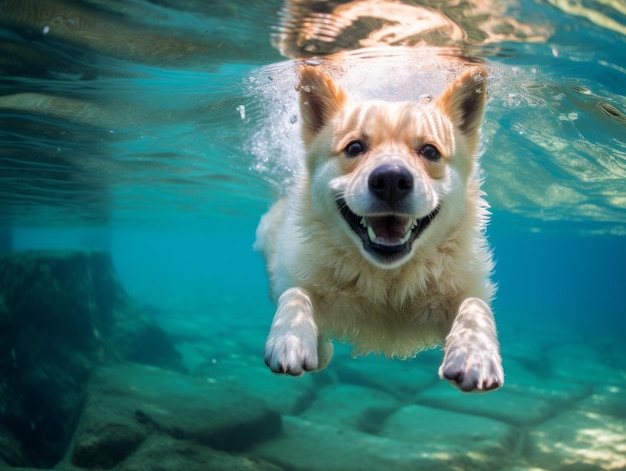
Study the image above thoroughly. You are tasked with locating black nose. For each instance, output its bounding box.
[368,164,414,205]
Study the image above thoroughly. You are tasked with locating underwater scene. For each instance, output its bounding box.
[1,0,625,470]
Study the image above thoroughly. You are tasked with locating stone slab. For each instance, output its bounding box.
[580,384,626,416]
[547,344,619,385]
[503,358,590,403]
[300,384,400,432]
[380,404,518,469]
[250,416,468,471]
[115,435,283,471]
[194,352,317,415]
[0,250,184,467]
[416,382,553,426]
[335,349,441,400]
[69,363,281,469]
[527,408,626,470]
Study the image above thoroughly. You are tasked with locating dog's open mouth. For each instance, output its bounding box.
[337,198,440,263]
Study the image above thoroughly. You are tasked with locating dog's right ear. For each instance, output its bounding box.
[298,66,346,144]
[436,66,488,139]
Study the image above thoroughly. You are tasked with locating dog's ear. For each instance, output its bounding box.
[298,66,347,144]
[436,66,487,138]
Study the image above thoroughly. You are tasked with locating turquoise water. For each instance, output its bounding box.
[1,0,626,469]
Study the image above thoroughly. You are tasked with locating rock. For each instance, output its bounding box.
[252,413,514,471]
[115,435,283,471]
[145,293,274,358]
[300,384,400,433]
[498,323,583,359]
[547,344,619,385]
[527,408,626,470]
[334,349,440,400]
[69,362,281,469]
[416,382,553,426]
[0,250,183,467]
[578,384,626,416]
[380,405,518,469]
[502,358,589,404]
[0,425,27,467]
[195,352,317,416]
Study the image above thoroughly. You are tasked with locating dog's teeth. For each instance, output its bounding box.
[399,221,418,245]
[367,225,377,242]
[400,228,412,244]
[360,217,368,228]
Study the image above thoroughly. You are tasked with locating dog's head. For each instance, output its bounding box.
[298,64,487,269]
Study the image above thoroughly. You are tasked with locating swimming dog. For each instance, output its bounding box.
[255,64,503,392]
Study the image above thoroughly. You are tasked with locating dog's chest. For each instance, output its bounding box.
[313,288,455,331]
[311,290,454,357]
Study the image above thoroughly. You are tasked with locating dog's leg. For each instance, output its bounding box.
[439,298,504,392]
[264,287,330,375]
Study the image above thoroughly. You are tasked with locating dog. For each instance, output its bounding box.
[255,63,503,392]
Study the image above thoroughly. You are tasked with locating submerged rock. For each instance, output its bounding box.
[528,408,626,470]
[334,351,440,400]
[0,250,184,467]
[380,405,518,468]
[251,411,517,471]
[113,435,284,471]
[0,425,26,467]
[300,384,401,433]
[192,350,317,416]
[67,363,281,469]
[416,382,554,426]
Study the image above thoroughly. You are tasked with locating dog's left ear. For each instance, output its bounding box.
[436,66,488,139]
[298,65,347,145]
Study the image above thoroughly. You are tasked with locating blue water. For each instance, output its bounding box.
[1,0,626,469]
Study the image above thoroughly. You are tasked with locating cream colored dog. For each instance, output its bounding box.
[255,64,503,392]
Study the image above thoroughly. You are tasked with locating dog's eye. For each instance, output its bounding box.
[344,140,366,157]
[420,144,440,161]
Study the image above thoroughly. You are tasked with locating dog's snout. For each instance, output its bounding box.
[368,164,413,204]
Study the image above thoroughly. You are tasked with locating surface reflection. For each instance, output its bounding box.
[0,0,624,232]
[274,0,550,58]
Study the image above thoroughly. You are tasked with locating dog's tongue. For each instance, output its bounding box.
[367,216,411,246]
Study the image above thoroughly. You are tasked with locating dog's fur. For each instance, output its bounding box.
[255,64,503,392]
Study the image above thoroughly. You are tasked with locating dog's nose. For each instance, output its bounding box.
[368,164,414,205]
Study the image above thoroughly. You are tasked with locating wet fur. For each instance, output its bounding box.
[256,65,503,392]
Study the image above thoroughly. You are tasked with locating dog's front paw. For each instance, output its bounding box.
[264,329,318,376]
[439,342,504,392]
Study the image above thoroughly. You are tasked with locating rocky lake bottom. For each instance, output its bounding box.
[1,251,624,471]
[127,297,626,471]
